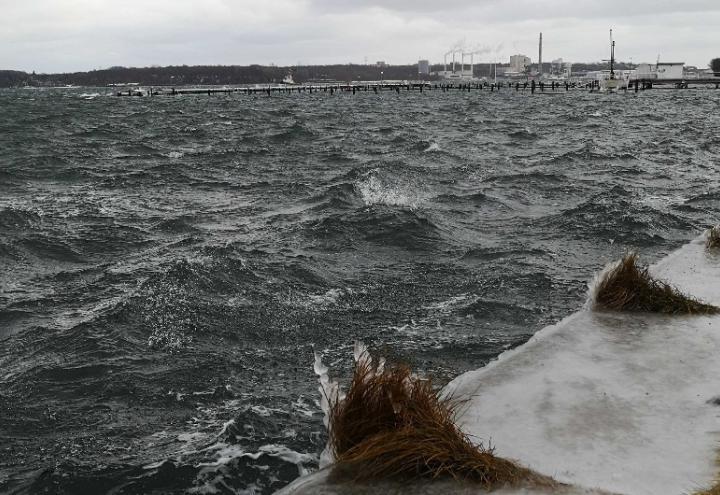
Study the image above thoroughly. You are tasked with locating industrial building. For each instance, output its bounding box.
[634,62,684,80]
[435,47,482,80]
[509,55,531,74]
[417,60,430,75]
[656,62,685,79]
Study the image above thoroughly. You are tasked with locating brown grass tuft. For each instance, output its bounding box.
[593,253,719,315]
[694,452,720,495]
[697,486,720,495]
[327,354,558,489]
[707,226,720,250]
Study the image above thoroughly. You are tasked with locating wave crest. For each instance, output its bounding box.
[355,174,421,209]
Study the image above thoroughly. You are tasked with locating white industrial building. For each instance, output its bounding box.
[634,62,685,80]
[509,54,531,74]
[656,62,684,79]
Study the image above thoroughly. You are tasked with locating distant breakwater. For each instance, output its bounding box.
[114,79,720,97]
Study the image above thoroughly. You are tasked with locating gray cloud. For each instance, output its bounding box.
[1,0,718,72]
[310,0,718,18]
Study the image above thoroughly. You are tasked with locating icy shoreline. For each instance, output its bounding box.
[279,236,720,495]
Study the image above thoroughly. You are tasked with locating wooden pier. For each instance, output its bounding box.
[114,78,720,97]
[115,80,595,97]
[629,78,720,90]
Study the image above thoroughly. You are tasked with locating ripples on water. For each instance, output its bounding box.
[1,87,719,493]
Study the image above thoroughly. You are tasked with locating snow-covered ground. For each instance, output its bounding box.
[278,236,720,495]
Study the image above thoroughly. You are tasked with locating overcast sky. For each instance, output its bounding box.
[2,0,719,73]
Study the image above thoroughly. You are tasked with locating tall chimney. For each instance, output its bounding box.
[538,32,543,79]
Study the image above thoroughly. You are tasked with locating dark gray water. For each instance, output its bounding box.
[1,86,719,494]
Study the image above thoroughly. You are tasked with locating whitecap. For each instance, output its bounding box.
[355,174,421,209]
[306,288,349,307]
[197,442,317,475]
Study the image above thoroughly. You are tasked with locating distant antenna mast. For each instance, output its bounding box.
[609,29,616,80]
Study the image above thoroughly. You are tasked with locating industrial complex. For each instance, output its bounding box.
[419,33,717,86]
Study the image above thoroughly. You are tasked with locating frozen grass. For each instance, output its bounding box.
[695,454,720,495]
[592,253,719,315]
[327,353,558,489]
[697,485,720,495]
[707,226,720,250]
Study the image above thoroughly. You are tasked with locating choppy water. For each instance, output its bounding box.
[1,86,719,494]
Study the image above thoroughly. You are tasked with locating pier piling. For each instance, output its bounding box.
[113,75,720,100]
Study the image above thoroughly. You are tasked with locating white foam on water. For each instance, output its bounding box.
[355,174,421,209]
[250,405,287,417]
[306,288,351,307]
[422,293,474,312]
[197,442,317,474]
[423,142,441,152]
[292,396,318,418]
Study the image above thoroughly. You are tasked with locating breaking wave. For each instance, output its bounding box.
[355,173,423,209]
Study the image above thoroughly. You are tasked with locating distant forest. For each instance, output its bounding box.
[0,62,632,88]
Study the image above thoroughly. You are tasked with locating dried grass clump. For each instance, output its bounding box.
[593,253,719,315]
[697,486,720,495]
[694,453,720,495]
[327,354,557,489]
[707,226,720,250]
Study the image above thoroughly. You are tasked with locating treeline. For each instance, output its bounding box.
[0,61,633,88]
[711,58,720,74]
[0,64,421,88]
[0,70,32,88]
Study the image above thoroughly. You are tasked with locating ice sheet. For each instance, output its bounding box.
[445,237,720,494]
[278,237,720,494]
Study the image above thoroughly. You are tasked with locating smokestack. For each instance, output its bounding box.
[538,32,543,79]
